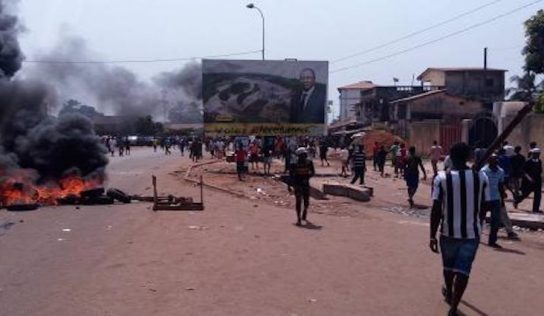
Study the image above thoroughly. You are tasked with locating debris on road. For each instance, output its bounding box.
[152,175,204,211]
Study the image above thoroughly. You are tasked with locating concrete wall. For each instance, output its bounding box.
[409,93,483,118]
[408,120,441,156]
[445,71,504,102]
[501,113,544,152]
[420,69,446,86]
[339,89,360,121]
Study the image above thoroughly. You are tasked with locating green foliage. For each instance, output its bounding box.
[536,93,544,113]
[506,72,541,101]
[59,99,104,118]
[134,115,163,135]
[523,9,544,74]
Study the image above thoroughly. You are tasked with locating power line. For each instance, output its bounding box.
[332,0,503,63]
[23,49,262,64]
[331,0,542,74]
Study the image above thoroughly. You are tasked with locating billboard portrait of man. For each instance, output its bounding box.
[290,68,326,124]
[202,59,328,136]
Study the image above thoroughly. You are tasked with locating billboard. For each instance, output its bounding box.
[202,59,328,136]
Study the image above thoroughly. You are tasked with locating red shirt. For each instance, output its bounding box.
[373,144,380,155]
[235,150,247,162]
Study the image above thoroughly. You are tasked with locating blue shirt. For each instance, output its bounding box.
[497,154,512,178]
[480,165,504,201]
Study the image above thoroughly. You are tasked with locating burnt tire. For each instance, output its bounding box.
[82,195,114,205]
[80,188,105,198]
[107,188,131,203]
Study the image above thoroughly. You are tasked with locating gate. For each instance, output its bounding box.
[440,124,462,154]
[469,114,498,148]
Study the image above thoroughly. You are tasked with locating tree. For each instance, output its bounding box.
[510,10,544,113]
[59,99,104,118]
[506,72,542,101]
[134,116,163,135]
[523,9,544,74]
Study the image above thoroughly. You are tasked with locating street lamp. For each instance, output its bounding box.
[246,3,265,60]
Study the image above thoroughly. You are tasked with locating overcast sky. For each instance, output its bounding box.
[16,0,542,118]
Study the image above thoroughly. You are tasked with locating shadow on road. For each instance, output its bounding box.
[493,246,526,256]
[293,221,323,230]
[461,299,489,316]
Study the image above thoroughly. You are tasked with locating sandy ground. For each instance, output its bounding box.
[1,147,544,316]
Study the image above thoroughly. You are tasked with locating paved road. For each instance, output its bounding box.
[1,148,543,316]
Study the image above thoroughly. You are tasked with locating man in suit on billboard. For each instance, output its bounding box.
[290,68,326,124]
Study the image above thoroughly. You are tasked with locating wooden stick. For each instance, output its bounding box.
[474,102,534,170]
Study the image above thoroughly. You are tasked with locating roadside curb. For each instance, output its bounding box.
[183,159,246,198]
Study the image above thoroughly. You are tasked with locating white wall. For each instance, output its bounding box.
[338,89,361,121]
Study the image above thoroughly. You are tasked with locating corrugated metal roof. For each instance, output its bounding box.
[337,81,377,90]
[389,89,447,104]
[418,67,507,80]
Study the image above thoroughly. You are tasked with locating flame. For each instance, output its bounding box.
[0,170,104,207]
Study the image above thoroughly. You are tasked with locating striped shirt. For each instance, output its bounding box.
[352,152,366,168]
[432,169,490,239]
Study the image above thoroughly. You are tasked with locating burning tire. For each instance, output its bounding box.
[107,188,131,204]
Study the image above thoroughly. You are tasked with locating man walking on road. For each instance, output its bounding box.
[515,148,542,213]
[290,147,315,226]
[510,145,525,199]
[481,154,506,248]
[339,145,350,177]
[430,140,443,175]
[319,141,330,167]
[350,145,366,185]
[430,142,490,316]
[404,146,426,208]
[372,141,380,171]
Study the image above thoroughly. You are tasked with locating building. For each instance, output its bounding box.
[333,66,508,152]
[417,67,506,104]
[357,84,441,126]
[337,81,376,121]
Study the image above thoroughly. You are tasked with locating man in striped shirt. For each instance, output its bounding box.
[350,145,367,185]
[430,143,490,316]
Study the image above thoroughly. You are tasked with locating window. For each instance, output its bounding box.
[485,78,494,87]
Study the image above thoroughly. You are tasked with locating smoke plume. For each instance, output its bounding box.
[26,35,203,122]
[0,0,108,184]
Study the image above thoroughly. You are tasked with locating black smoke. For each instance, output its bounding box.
[154,61,203,123]
[26,35,203,123]
[0,0,22,78]
[0,0,108,183]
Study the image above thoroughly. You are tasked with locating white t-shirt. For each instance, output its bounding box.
[430,145,443,161]
[340,149,349,161]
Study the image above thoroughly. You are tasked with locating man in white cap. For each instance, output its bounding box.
[515,147,542,213]
[289,147,315,226]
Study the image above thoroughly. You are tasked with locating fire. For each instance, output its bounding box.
[0,169,104,207]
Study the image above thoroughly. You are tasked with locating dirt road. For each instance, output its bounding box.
[1,148,543,315]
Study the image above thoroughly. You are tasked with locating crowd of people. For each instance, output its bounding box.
[102,136,131,157]
[101,132,541,316]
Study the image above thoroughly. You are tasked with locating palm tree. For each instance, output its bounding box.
[506,71,543,101]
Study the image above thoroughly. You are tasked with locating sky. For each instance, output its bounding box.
[15,0,543,119]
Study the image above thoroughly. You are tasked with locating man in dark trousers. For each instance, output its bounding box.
[319,140,330,167]
[430,142,490,316]
[350,145,366,185]
[480,154,506,248]
[515,148,542,213]
[404,146,427,208]
[290,68,326,124]
[290,147,315,226]
[510,145,525,199]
